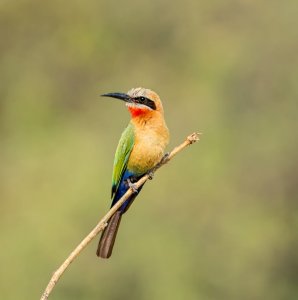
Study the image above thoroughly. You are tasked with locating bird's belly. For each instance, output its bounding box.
[127,134,167,175]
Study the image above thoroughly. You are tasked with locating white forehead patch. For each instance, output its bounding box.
[127,87,150,98]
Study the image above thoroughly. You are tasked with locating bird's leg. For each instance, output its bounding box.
[126,177,138,194]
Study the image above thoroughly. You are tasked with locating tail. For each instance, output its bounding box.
[96,211,122,259]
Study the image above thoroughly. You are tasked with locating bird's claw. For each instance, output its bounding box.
[154,152,170,170]
[147,171,154,180]
[161,152,170,163]
[127,178,138,194]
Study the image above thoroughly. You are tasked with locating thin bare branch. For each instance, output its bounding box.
[40,132,201,300]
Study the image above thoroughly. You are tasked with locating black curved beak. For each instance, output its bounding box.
[101,92,131,103]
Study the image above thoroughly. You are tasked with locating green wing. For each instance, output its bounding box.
[111,123,135,198]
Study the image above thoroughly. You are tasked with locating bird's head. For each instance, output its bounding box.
[101,87,164,118]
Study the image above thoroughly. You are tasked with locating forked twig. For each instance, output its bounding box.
[40,132,201,300]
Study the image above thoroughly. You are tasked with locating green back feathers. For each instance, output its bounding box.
[111,123,135,198]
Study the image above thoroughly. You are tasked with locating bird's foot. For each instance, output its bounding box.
[160,152,170,165]
[147,171,154,180]
[153,152,170,171]
[127,178,138,194]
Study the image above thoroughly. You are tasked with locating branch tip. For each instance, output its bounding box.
[187,132,202,144]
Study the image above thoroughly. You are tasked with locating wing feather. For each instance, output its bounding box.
[111,123,135,198]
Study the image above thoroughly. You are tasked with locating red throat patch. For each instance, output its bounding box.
[128,107,149,118]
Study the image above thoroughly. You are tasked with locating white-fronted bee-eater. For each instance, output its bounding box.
[97,87,169,258]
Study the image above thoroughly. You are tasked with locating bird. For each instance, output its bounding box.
[96,87,169,258]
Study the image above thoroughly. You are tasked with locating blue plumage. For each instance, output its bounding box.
[112,170,134,211]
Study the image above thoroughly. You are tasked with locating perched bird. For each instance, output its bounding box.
[96,87,169,258]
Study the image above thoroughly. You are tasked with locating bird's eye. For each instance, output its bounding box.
[140,97,145,102]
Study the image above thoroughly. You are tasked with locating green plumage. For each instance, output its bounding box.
[111,123,135,198]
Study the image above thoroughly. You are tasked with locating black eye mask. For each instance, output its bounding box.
[133,97,156,110]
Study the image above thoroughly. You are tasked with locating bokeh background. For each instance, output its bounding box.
[1,1,298,299]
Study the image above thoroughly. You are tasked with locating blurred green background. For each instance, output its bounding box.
[1,0,298,299]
